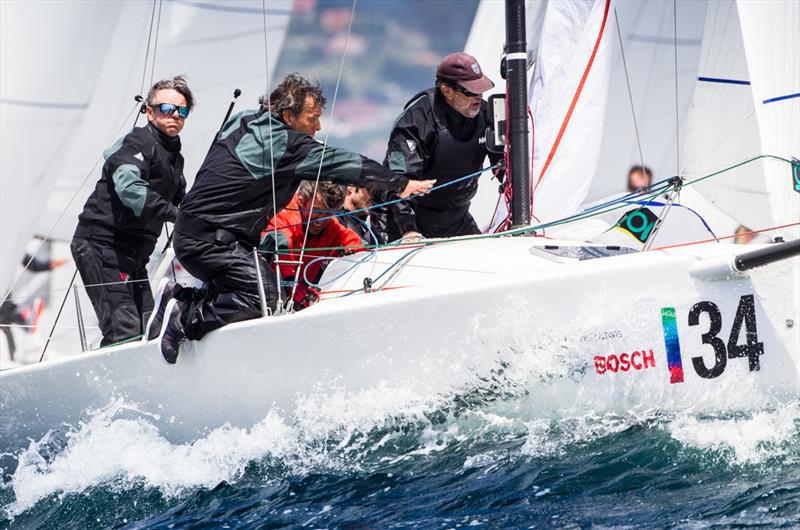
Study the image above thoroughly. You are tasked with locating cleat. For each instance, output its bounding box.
[144,278,175,341]
[158,299,185,364]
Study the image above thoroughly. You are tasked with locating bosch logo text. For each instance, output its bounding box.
[594,349,656,375]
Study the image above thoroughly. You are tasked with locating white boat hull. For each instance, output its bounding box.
[1,238,798,473]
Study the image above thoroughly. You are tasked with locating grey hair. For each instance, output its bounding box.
[146,75,196,110]
[297,180,346,210]
[260,72,326,118]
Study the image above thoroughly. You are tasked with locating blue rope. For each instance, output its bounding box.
[302,247,376,288]
[624,199,719,240]
[272,165,495,232]
[340,246,425,297]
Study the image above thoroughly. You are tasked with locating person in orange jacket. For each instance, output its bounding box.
[262,180,363,308]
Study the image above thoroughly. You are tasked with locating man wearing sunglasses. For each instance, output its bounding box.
[70,76,194,347]
[373,52,503,242]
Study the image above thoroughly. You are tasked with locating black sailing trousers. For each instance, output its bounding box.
[172,231,278,341]
[70,237,154,347]
[415,204,481,239]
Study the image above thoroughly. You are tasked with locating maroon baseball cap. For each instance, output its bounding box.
[436,52,495,94]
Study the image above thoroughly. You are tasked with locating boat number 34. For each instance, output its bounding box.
[660,295,764,384]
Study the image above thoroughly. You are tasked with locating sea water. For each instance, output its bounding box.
[2,375,799,529]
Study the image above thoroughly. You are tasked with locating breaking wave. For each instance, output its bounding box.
[2,386,799,527]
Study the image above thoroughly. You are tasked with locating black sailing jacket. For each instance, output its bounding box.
[373,88,501,239]
[178,109,408,247]
[74,122,186,259]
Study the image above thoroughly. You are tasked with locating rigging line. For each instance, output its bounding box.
[614,7,645,174]
[262,0,282,310]
[673,0,680,176]
[266,155,793,255]
[39,269,78,362]
[149,0,164,87]
[290,0,358,306]
[1,324,101,330]
[268,166,494,232]
[1,102,142,307]
[649,222,800,252]
[139,0,159,96]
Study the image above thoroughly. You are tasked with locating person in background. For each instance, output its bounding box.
[627,165,653,193]
[70,75,193,347]
[262,181,363,309]
[372,52,502,242]
[0,254,68,359]
[734,225,757,244]
[339,185,380,245]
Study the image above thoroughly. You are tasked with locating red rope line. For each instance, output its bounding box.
[532,0,611,204]
[320,285,413,295]
[648,222,800,251]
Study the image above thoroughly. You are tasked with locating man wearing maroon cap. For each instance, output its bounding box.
[373,52,503,241]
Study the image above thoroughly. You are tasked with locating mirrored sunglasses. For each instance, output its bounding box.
[150,103,190,118]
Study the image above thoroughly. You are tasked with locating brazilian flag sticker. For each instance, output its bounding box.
[615,207,659,243]
[792,159,800,193]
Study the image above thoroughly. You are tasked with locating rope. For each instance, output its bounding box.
[533,0,611,199]
[620,199,719,241]
[274,154,795,255]
[614,7,645,173]
[340,247,424,297]
[1,101,142,307]
[269,165,495,234]
[148,0,164,87]
[138,0,159,97]
[2,324,101,330]
[290,0,358,307]
[673,0,681,174]
[649,222,800,252]
[261,0,282,310]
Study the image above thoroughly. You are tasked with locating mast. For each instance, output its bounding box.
[505,0,530,228]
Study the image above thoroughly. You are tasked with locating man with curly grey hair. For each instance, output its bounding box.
[71,75,194,347]
[155,72,434,363]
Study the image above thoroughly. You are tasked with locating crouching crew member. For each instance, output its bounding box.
[70,76,193,346]
[339,185,380,245]
[372,52,502,242]
[156,73,433,363]
[262,181,363,309]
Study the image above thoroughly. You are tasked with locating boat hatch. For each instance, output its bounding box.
[533,245,638,261]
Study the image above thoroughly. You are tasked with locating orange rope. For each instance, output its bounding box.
[648,222,800,251]
[320,285,413,296]
[533,0,611,200]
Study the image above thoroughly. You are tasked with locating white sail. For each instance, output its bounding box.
[529,0,613,224]
[37,0,293,245]
[591,0,707,201]
[683,0,770,232]
[736,0,799,235]
[466,0,547,230]
[0,0,123,298]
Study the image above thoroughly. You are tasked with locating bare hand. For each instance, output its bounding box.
[399,179,435,199]
[49,258,68,270]
[400,231,424,243]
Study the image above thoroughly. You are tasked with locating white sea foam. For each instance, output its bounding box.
[5,398,298,516]
[666,402,800,465]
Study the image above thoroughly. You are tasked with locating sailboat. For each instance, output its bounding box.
[1,0,797,478]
